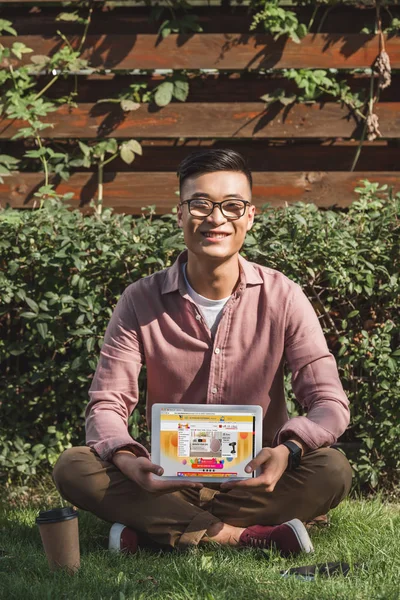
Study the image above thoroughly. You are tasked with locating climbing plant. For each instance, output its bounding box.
[0,0,397,200]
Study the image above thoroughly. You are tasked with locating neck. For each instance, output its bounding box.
[186,252,240,300]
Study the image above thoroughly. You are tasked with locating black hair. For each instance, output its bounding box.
[177,149,253,191]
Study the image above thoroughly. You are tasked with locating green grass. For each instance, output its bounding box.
[0,498,399,600]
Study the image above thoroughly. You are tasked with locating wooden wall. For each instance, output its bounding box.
[0,1,399,213]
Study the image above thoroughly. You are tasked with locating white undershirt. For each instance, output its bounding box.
[183,263,231,336]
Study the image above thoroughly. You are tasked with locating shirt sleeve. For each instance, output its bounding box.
[85,288,150,461]
[274,283,350,450]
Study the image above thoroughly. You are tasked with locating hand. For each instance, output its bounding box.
[220,445,290,493]
[112,453,203,495]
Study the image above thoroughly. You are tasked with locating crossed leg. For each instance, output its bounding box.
[53,446,352,550]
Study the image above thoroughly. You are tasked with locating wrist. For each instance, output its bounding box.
[112,450,138,466]
[281,440,302,471]
[287,439,305,457]
[277,444,291,468]
[276,444,290,457]
[285,435,308,457]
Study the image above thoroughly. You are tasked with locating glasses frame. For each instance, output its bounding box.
[180,199,251,220]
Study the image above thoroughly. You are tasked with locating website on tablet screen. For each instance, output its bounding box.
[159,408,256,478]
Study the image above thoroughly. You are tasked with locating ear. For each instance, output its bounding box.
[246,204,256,232]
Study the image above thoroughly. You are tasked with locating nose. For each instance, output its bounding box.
[205,204,227,226]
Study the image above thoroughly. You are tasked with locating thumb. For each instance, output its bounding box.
[244,449,271,473]
[141,461,164,476]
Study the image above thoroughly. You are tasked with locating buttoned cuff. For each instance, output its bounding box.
[91,438,151,462]
[273,416,336,451]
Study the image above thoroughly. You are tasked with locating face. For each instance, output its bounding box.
[177,171,255,263]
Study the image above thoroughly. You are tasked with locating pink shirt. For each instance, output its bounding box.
[86,251,350,461]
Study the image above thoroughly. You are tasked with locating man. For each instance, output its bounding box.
[53,149,352,556]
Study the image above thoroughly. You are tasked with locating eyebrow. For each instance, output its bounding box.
[188,192,246,200]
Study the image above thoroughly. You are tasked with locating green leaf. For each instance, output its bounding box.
[73,327,94,336]
[123,140,142,156]
[120,99,141,112]
[296,23,308,40]
[154,82,174,108]
[370,471,378,488]
[0,19,17,36]
[26,298,39,313]
[56,12,81,22]
[86,337,96,353]
[294,214,307,227]
[173,80,189,102]
[78,141,91,157]
[71,357,81,370]
[37,322,48,339]
[120,146,135,165]
[11,42,33,60]
[25,149,47,158]
[0,154,19,166]
[69,158,86,168]
[30,55,51,65]
[290,31,300,44]
[348,310,360,318]
[279,94,296,106]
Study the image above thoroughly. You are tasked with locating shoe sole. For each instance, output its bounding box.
[285,518,314,553]
[108,522,126,552]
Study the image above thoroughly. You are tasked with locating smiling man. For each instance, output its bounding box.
[53,149,352,557]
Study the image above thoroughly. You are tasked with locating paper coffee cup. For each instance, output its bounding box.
[36,507,80,573]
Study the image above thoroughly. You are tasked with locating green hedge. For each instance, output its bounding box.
[0,182,399,490]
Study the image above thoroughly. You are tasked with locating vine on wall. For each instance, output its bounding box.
[0,0,397,207]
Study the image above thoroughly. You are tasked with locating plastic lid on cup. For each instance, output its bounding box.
[36,507,79,525]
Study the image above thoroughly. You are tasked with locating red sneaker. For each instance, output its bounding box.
[239,518,314,557]
[108,523,139,554]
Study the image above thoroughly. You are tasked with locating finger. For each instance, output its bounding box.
[220,476,268,491]
[151,480,203,493]
[244,449,271,473]
[140,461,164,476]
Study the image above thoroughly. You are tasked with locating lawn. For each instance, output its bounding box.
[0,496,399,600]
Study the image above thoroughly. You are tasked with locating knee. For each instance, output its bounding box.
[52,446,91,496]
[316,447,353,500]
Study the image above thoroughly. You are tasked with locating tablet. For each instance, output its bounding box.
[151,404,263,483]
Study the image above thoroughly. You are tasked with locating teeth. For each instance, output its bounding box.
[203,233,228,238]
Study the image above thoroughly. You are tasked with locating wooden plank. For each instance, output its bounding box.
[36,73,400,103]
[1,34,399,70]
[3,140,398,172]
[0,7,254,35]
[2,172,399,213]
[1,102,400,139]
[3,5,392,35]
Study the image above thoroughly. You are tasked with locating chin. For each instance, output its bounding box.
[195,246,237,261]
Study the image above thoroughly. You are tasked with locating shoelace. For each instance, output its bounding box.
[248,536,272,549]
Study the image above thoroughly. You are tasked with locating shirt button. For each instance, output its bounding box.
[214,348,220,354]
[195,314,201,321]
[211,387,217,394]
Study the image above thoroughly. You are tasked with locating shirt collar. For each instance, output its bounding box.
[161,250,263,295]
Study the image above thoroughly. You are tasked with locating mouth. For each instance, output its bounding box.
[200,232,231,240]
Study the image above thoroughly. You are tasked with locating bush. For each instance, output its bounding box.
[0,182,399,490]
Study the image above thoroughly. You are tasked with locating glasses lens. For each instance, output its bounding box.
[221,200,246,218]
[189,199,213,216]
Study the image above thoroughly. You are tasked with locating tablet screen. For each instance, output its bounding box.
[159,407,256,479]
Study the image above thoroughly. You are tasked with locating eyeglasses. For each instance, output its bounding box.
[180,198,251,220]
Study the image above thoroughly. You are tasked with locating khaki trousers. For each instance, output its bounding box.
[53,446,352,550]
